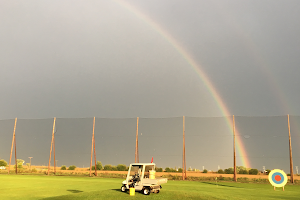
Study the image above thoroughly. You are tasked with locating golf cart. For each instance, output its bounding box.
[121,163,167,195]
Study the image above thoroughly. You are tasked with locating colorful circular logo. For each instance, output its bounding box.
[268,169,287,187]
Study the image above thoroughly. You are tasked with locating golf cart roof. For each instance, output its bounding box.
[130,163,155,166]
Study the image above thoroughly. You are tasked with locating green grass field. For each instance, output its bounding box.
[1,175,300,200]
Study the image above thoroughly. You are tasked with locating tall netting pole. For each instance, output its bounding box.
[89,126,94,177]
[233,115,237,182]
[288,114,294,183]
[184,116,187,179]
[182,116,186,180]
[48,117,56,175]
[14,131,17,174]
[93,117,97,176]
[8,132,14,174]
[8,118,17,174]
[135,117,139,163]
[53,130,56,174]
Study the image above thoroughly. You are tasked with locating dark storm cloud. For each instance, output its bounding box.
[125,0,300,116]
[1,0,300,172]
[0,0,220,119]
[1,0,300,118]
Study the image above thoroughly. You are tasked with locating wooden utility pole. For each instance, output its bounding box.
[90,117,97,176]
[48,117,56,175]
[89,128,94,176]
[288,114,294,183]
[53,132,56,174]
[233,115,237,182]
[182,116,186,180]
[28,157,33,170]
[14,128,17,174]
[8,118,17,174]
[135,117,139,163]
[93,117,97,176]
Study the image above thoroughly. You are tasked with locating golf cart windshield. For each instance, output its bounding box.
[130,165,143,177]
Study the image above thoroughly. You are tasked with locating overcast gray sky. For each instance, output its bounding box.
[1,0,300,119]
[1,1,300,171]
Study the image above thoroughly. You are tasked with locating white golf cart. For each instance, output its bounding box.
[121,163,167,195]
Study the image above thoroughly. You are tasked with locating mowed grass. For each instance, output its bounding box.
[1,175,300,200]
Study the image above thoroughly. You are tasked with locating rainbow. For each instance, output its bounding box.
[114,0,250,168]
[212,3,300,158]
[211,1,290,114]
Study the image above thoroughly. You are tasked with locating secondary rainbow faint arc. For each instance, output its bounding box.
[114,0,250,168]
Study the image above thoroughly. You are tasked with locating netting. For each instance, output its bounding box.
[0,119,16,163]
[94,118,136,166]
[55,118,137,168]
[290,115,300,174]
[0,118,53,166]
[185,117,233,171]
[0,116,298,173]
[138,117,182,168]
[235,116,290,172]
[55,118,93,168]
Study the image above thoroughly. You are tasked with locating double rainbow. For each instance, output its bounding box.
[114,0,250,168]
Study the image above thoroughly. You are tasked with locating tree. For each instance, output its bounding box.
[249,168,258,175]
[96,161,103,170]
[61,165,67,170]
[0,159,8,166]
[203,169,208,173]
[238,169,248,174]
[92,161,103,170]
[155,167,163,172]
[218,169,224,174]
[16,159,25,169]
[236,166,247,173]
[17,159,24,165]
[104,164,113,171]
[164,167,171,172]
[68,165,76,170]
[117,164,127,171]
[224,168,234,174]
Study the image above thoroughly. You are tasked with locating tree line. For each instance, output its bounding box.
[0,159,263,175]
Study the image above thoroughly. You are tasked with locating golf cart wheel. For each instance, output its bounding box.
[143,187,151,195]
[121,185,127,192]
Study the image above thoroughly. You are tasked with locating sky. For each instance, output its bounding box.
[1,0,300,119]
[0,1,300,171]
